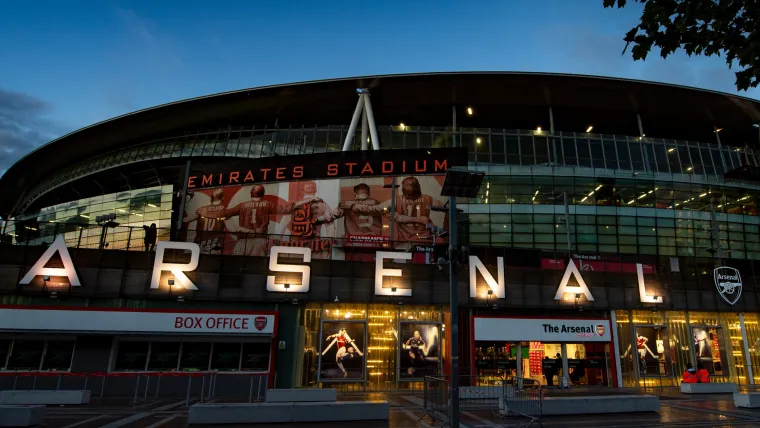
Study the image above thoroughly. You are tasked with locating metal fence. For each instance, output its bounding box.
[497,377,543,427]
[422,375,542,427]
[0,371,269,406]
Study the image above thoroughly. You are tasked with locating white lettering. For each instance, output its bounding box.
[375,251,412,296]
[554,259,595,301]
[150,241,200,290]
[267,246,311,292]
[637,263,660,304]
[19,235,81,286]
[469,255,505,298]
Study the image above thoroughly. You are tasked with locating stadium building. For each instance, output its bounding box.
[1,72,760,393]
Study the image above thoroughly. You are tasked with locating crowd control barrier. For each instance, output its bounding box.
[421,375,542,427]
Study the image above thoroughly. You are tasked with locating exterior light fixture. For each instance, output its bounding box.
[284,283,290,290]
[536,126,542,132]
[686,166,693,171]
[391,287,397,293]
[476,137,482,144]
[399,123,406,130]
[168,279,175,286]
[668,148,675,153]
[715,128,723,133]
[487,289,494,296]
[586,126,593,133]
[466,107,473,116]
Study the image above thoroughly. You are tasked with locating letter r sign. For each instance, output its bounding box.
[150,241,200,290]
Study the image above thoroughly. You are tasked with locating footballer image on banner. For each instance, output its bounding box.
[318,321,366,381]
[399,322,440,379]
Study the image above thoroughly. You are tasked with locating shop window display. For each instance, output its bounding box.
[692,327,728,376]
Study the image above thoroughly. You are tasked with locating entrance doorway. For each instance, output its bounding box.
[473,341,612,387]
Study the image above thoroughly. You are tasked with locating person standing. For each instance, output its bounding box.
[543,356,555,387]
[142,223,157,252]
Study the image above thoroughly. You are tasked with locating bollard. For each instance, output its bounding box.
[248,376,254,403]
[143,376,150,402]
[155,375,161,398]
[185,376,192,407]
[133,375,141,404]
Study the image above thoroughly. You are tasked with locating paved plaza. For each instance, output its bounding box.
[27,389,760,428]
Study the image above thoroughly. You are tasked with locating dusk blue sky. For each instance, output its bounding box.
[1,0,758,172]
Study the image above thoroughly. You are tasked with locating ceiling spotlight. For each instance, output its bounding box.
[586,125,593,133]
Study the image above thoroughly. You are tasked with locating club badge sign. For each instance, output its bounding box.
[714,267,743,305]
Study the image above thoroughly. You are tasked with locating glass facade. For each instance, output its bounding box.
[615,310,756,387]
[20,126,760,216]
[7,185,173,250]
[298,303,444,391]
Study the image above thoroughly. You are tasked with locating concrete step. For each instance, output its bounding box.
[0,405,45,426]
[188,400,389,425]
[0,390,91,405]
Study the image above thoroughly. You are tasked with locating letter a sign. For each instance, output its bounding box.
[19,235,81,286]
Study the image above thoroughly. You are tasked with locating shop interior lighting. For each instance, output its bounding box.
[399,123,406,130]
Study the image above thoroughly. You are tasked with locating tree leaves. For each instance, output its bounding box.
[604,0,759,91]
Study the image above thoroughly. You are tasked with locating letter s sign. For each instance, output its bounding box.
[267,246,311,292]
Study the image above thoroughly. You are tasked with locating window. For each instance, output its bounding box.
[114,341,149,371]
[7,340,45,370]
[180,342,211,371]
[0,340,10,369]
[241,343,271,371]
[147,342,181,370]
[211,343,242,371]
[41,341,75,371]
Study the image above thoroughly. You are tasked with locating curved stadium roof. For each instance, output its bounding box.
[2,71,760,218]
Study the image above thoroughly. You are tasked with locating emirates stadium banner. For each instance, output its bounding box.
[181,175,449,257]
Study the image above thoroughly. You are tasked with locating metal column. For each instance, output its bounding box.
[561,343,569,388]
[362,91,381,150]
[175,160,192,237]
[342,94,365,151]
[361,105,369,151]
[563,192,572,251]
[516,343,523,390]
[448,195,460,428]
[740,313,754,385]
[610,310,623,387]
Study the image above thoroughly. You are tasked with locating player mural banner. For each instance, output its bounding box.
[398,322,441,380]
[318,321,367,382]
[182,175,449,256]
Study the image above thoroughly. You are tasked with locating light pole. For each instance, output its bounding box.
[434,167,485,428]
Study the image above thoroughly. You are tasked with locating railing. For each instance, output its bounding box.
[0,371,268,406]
[421,375,543,427]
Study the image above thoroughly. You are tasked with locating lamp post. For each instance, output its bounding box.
[434,167,485,428]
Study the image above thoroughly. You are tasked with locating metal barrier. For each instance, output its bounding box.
[421,376,451,427]
[497,377,543,427]
[422,375,542,428]
[0,371,268,406]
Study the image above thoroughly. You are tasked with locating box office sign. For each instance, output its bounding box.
[474,317,612,342]
[17,236,742,306]
[0,307,276,335]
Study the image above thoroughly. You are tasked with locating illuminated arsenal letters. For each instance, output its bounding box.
[469,255,505,298]
[554,259,595,301]
[150,241,200,290]
[19,236,670,304]
[375,251,413,296]
[267,246,311,292]
[19,235,81,286]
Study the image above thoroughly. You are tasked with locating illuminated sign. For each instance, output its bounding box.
[267,246,311,292]
[15,236,680,305]
[150,241,200,290]
[714,266,743,305]
[19,235,81,286]
[187,148,466,189]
